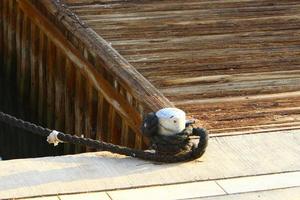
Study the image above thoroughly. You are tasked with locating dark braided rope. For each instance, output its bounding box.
[0,111,208,163]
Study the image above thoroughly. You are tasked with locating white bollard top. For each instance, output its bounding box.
[156,108,186,136]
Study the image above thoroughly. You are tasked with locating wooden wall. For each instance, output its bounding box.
[0,0,172,159]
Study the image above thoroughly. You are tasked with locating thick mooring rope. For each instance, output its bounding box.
[0,111,208,163]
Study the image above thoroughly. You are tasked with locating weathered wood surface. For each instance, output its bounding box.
[2,0,300,157]
[63,0,300,134]
[0,0,62,159]
[0,130,299,199]
[1,0,174,157]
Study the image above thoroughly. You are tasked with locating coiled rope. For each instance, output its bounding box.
[0,111,208,163]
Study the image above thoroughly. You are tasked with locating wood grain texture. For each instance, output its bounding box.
[0,0,3,69]
[2,0,300,156]
[63,0,300,134]
[35,0,174,112]
[1,0,160,157]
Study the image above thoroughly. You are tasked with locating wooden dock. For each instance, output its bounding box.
[1,0,300,151]
[65,0,300,135]
[1,0,300,198]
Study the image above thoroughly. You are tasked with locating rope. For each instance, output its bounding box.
[0,111,208,163]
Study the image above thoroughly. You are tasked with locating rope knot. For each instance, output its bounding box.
[141,110,209,159]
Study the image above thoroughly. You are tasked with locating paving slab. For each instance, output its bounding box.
[108,181,225,200]
[0,130,299,199]
[196,187,300,200]
[217,171,300,194]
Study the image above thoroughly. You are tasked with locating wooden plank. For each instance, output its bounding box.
[0,1,2,69]
[29,22,39,121]
[74,69,85,153]
[17,8,37,159]
[19,14,31,117]
[0,130,299,199]
[15,5,22,100]
[0,0,3,114]
[6,0,16,82]
[2,0,8,75]
[12,3,24,157]
[96,93,104,141]
[59,0,300,135]
[178,93,300,134]
[85,83,97,152]
[53,49,66,155]
[27,19,41,157]
[107,105,116,144]
[35,30,48,154]
[37,31,47,125]
[112,113,122,145]
[64,59,76,154]
[1,0,13,159]
[54,49,66,132]
[120,122,129,147]
[46,40,55,129]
